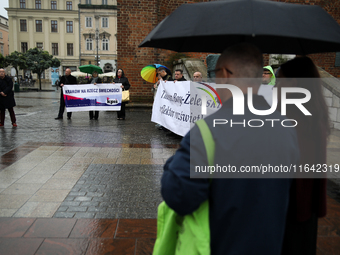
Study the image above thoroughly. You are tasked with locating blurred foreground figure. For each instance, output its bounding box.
[277,57,330,255]
[161,43,300,255]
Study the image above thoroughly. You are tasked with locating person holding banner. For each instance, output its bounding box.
[88,71,102,120]
[113,69,130,120]
[55,68,77,120]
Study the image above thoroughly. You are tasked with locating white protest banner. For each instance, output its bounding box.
[63,83,122,112]
[152,81,221,136]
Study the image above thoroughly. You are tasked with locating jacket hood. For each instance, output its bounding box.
[263,65,276,85]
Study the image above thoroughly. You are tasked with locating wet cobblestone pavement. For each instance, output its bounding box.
[0,91,339,254]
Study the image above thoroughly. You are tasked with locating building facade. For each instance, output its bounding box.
[79,0,117,74]
[0,15,9,57]
[6,0,79,82]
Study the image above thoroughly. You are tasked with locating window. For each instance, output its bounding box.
[335,53,340,67]
[36,42,43,50]
[86,17,92,28]
[66,1,72,10]
[102,39,108,51]
[102,0,107,4]
[86,38,93,51]
[20,19,27,32]
[67,43,73,56]
[51,20,58,32]
[21,42,28,53]
[1,45,3,55]
[66,21,73,33]
[20,0,26,8]
[52,43,58,55]
[35,0,41,9]
[0,32,2,39]
[51,1,57,10]
[36,20,42,32]
[86,0,91,4]
[102,17,108,28]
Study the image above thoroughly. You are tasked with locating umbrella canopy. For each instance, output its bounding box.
[71,71,87,77]
[139,0,340,55]
[141,64,169,83]
[79,64,103,74]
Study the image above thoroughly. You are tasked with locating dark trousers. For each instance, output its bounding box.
[281,213,318,255]
[58,92,72,118]
[0,108,16,124]
[89,111,99,119]
[117,102,126,119]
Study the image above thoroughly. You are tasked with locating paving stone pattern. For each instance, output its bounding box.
[55,164,163,219]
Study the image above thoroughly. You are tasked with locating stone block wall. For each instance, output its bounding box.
[323,85,340,130]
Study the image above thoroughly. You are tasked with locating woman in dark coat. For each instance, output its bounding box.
[88,71,102,120]
[277,57,330,255]
[113,69,130,120]
[0,69,17,127]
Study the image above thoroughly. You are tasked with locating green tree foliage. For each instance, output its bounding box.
[5,51,27,83]
[0,53,8,68]
[25,47,60,90]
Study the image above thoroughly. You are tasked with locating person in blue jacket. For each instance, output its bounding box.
[161,43,300,255]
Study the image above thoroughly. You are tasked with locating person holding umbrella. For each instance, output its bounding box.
[55,68,77,120]
[160,43,299,254]
[88,71,102,120]
[113,69,130,120]
[157,67,173,82]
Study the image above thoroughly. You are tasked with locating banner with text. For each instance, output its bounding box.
[151,81,221,136]
[63,83,122,112]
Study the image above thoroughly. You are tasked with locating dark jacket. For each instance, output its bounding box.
[0,75,16,109]
[161,95,299,255]
[175,76,187,81]
[59,74,77,86]
[161,73,173,81]
[114,69,130,91]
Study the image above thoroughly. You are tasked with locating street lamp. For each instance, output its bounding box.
[95,28,99,66]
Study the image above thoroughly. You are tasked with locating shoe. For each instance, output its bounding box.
[12,123,17,127]
[94,118,98,120]
[0,124,3,127]
[55,117,63,120]
[67,117,71,120]
[90,117,93,120]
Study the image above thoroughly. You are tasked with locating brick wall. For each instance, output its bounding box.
[116,0,210,102]
[117,0,340,102]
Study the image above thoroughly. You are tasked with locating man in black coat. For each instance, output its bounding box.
[174,69,187,81]
[0,68,17,127]
[55,68,77,120]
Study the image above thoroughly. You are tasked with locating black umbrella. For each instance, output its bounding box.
[139,0,340,54]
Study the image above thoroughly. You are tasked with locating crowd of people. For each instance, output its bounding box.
[54,67,130,121]
[0,41,332,254]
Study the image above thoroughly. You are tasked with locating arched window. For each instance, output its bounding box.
[86,38,93,51]
[102,39,109,51]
